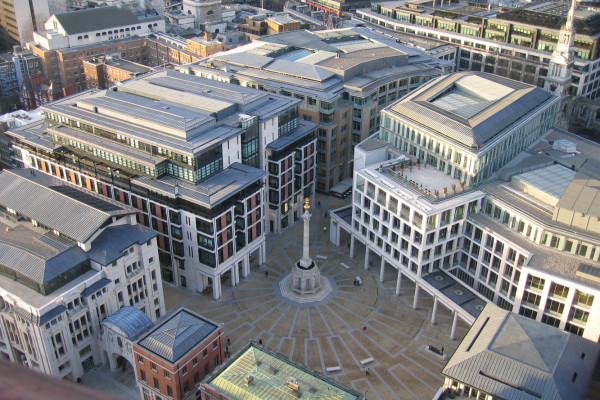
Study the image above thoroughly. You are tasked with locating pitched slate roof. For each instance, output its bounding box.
[88,224,156,266]
[10,304,67,326]
[442,304,600,400]
[53,7,142,35]
[137,309,219,363]
[0,240,88,285]
[0,170,134,243]
[103,306,154,340]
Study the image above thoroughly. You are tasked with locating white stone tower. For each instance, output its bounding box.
[291,198,321,294]
[544,0,576,98]
[183,0,222,27]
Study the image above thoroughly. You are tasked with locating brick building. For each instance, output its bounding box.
[83,57,154,89]
[18,74,63,110]
[134,309,225,400]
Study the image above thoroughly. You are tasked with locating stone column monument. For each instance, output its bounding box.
[291,198,321,294]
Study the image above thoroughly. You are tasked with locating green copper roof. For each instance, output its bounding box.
[204,344,362,400]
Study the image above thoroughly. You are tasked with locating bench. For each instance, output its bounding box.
[360,357,374,365]
[340,263,350,270]
[316,255,327,260]
[326,366,341,372]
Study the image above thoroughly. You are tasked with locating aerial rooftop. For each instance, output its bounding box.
[388,72,554,149]
[187,27,445,100]
[202,343,363,400]
[372,1,600,35]
[49,6,162,35]
[0,169,135,243]
[42,70,300,154]
[442,303,600,400]
[137,308,220,363]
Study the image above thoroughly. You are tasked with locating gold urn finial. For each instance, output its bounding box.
[303,197,310,213]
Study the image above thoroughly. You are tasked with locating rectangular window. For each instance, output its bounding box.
[153,378,160,389]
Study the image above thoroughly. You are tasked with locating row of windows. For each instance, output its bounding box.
[361,9,596,60]
[482,199,600,262]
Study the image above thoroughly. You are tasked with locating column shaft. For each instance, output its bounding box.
[395,271,402,295]
[450,311,459,340]
[413,282,419,309]
[431,296,438,325]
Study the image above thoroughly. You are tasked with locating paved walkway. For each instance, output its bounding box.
[163,194,469,400]
[81,363,139,400]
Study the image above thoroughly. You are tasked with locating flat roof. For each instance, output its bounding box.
[132,162,266,208]
[103,58,153,75]
[513,164,576,202]
[203,344,363,400]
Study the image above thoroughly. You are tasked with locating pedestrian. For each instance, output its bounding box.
[353,279,357,286]
[365,368,371,376]
[363,326,367,333]
[265,270,269,278]
[323,226,327,233]
[227,337,230,346]
[441,346,444,354]
[318,201,321,206]
[259,338,263,345]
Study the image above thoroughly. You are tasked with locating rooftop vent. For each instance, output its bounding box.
[553,139,576,153]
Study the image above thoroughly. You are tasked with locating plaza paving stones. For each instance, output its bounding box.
[161,194,470,400]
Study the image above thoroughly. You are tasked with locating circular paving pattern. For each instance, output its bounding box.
[163,196,470,400]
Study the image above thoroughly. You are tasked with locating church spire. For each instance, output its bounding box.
[544,0,577,98]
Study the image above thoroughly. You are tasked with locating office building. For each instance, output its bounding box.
[0,0,50,50]
[6,69,317,299]
[304,0,370,16]
[357,0,600,99]
[0,168,165,382]
[200,343,364,400]
[0,53,19,111]
[133,308,224,400]
[330,71,600,343]
[441,303,600,400]
[182,26,450,192]
[0,109,44,167]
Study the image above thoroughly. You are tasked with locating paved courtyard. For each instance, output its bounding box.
[83,194,470,399]
[165,194,469,399]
